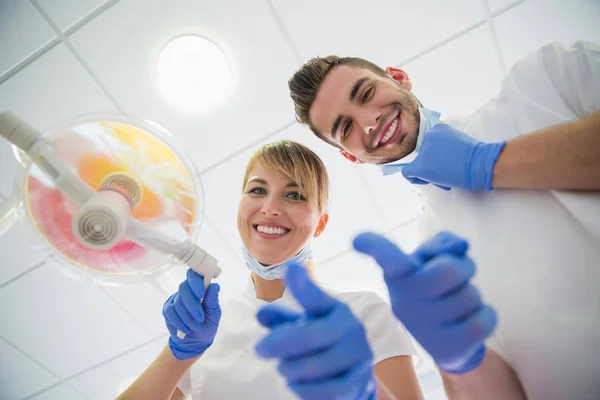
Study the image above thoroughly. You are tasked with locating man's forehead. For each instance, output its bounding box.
[309,65,373,136]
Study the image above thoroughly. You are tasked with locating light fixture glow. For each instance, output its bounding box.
[156,35,231,112]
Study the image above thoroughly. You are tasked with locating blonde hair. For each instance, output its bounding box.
[242,140,329,212]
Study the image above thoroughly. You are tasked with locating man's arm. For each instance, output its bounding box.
[440,347,526,400]
[116,345,200,400]
[493,110,600,190]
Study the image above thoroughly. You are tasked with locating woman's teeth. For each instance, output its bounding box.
[380,117,398,146]
[256,225,289,235]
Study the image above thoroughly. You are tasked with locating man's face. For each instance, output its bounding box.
[309,65,421,165]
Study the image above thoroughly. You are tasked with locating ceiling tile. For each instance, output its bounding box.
[357,165,422,231]
[486,0,523,13]
[271,0,486,67]
[68,337,166,400]
[0,0,56,77]
[0,336,59,400]
[0,220,47,287]
[35,0,112,31]
[494,0,600,70]
[201,123,388,266]
[0,43,117,198]
[401,24,505,116]
[29,384,88,400]
[316,250,390,302]
[68,0,300,172]
[0,263,152,378]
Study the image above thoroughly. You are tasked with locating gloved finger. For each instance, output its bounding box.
[433,183,452,191]
[285,263,337,317]
[257,304,303,328]
[288,361,374,400]
[353,232,418,279]
[186,268,206,299]
[411,254,476,298]
[277,325,371,382]
[446,305,497,353]
[414,231,469,262]
[174,291,203,331]
[202,283,221,328]
[255,303,354,359]
[431,284,483,324]
[179,280,205,323]
[163,295,191,335]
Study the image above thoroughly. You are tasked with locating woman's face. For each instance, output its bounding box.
[237,162,327,265]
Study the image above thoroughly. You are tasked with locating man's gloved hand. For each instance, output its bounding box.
[353,231,496,374]
[163,269,222,360]
[255,263,376,400]
[402,123,506,191]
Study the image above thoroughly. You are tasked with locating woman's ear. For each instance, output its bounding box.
[385,67,412,91]
[314,213,329,237]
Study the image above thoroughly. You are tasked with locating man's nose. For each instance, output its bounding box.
[357,110,381,135]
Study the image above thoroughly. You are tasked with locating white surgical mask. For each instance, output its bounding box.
[379,107,441,176]
[242,245,313,280]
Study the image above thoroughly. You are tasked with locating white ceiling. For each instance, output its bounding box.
[1,0,599,398]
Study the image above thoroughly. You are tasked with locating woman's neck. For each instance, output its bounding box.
[251,273,286,302]
[251,261,317,302]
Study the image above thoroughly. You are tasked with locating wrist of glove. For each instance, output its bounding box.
[470,141,505,191]
[162,269,222,361]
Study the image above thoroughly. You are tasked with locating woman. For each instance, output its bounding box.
[118,140,423,399]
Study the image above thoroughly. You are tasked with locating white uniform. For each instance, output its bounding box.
[178,278,417,399]
[416,41,600,400]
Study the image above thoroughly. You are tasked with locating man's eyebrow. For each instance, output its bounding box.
[350,77,368,102]
[331,115,343,141]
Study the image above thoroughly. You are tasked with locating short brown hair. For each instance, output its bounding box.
[289,56,388,144]
[242,140,329,213]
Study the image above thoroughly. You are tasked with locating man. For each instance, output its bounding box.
[283,41,600,399]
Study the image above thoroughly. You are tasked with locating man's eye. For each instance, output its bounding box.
[343,120,353,138]
[362,87,373,103]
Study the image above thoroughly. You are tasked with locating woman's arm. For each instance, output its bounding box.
[117,345,200,400]
[374,356,424,400]
[440,347,526,400]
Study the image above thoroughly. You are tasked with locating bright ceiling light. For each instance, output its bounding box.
[156,35,231,112]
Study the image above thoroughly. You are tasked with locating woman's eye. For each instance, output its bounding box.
[249,187,266,195]
[286,192,305,201]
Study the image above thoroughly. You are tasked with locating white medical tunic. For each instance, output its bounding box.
[416,41,600,400]
[178,279,417,399]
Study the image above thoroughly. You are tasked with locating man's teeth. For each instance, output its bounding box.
[380,117,398,146]
[256,225,288,235]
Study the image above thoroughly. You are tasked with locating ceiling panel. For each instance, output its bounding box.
[401,24,504,116]
[0,262,152,378]
[68,336,166,400]
[486,0,524,13]
[0,0,56,77]
[0,336,59,400]
[200,123,389,265]
[35,0,113,31]
[494,0,600,70]
[390,217,422,254]
[68,0,300,172]
[29,384,88,400]
[0,43,117,198]
[0,220,47,287]
[271,0,486,67]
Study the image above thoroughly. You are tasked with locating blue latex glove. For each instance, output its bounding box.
[402,123,506,191]
[255,263,376,400]
[162,269,222,360]
[353,231,496,374]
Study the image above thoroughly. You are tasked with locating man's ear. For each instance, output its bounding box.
[385,67,412,91]
[340,150,364,164]
[314,213,329,237]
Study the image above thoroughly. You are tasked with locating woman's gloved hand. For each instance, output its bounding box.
[255,264,376,400]
[162,269,222,360]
